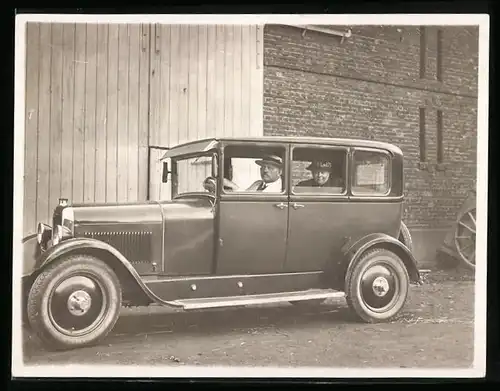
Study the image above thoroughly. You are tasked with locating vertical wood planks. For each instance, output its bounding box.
[117,24,130,202]
[24,22,40,235]
[214,25,225,137]
[105,24,119,202]
[23,22,153,235]
[188,25,199,144]
[128,24,141,202]
[60,23,75,203]
[250,25,263,136]
[149,24,160,147]
[49,23,63,219]
[188,26,199,184]
[241,26,251,137]
[198,25,208,178]
[148,24,264,146]
[137,24,151,201]
[72,23,86,204]
[224,26,234,136]
[178,25,189,145]
[94,24,108,203]
[167,25,180,148]
[206,26,216,137]
[36,23,52,226]
[232,26,242,138]
[84,24,97,203]
[159,24,171,147]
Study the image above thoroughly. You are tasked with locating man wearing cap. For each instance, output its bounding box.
[296,160,343,188]
[223,154,283,192]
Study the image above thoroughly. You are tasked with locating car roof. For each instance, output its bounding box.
[219,136,402,153]
[162,136,403,159]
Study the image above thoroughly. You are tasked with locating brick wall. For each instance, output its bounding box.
[263,24,478,229]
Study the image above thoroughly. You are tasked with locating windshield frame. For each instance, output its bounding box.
[170,149,220,198]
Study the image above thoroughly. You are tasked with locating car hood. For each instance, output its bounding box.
[68,198,212,226]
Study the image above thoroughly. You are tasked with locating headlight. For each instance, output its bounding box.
[52,225,63,246]
[62,207,74,234]
[52,224,73,246]
[37,223,52,249]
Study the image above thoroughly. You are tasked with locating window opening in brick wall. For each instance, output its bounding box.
[419,107,426,162]
[419,26,427,79]
[437,109,444,163]
[436,29,443,81]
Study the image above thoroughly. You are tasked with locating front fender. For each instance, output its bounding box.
[344,233,422,284]
[28,237,183,308]
[22,234,41,278]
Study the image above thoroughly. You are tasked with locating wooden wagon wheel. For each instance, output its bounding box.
[454,207,476,270]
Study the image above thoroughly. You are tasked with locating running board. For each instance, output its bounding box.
[168,289,345,310]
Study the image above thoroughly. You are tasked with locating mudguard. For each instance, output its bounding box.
[344,233,422,284]
[25,237,182,308]
[22,234,41,278]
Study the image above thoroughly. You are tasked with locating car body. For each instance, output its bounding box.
[21,136,421,350]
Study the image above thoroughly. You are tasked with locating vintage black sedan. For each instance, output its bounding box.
[21,136,421,350]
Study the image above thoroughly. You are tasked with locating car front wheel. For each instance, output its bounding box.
[345,248,409,323]
[27,254,122,350]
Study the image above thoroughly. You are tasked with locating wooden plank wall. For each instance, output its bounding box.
[23,22,151,236]
[23,22,264,235]
[148,24,264,195]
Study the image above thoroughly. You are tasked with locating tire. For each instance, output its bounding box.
[27,254,122,351]
[398,221,413,254]
[345,248,410,323]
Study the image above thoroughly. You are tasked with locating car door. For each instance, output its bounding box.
[215,142,290,275]
[284,144,351,273]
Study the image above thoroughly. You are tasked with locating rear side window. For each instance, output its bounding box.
[291,147,347,195]
[352,150,390,195]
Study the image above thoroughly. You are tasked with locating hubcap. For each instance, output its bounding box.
[48,275,107,336]
[360,263,399,313]
[372,276,390,297]
[67,290,92,316]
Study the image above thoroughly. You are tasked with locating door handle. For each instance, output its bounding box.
[274,202,288,210]
[292,203,305,210]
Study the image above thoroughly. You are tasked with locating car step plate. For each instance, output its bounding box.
[170,289,345,310]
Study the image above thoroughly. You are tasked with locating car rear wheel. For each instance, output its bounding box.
[345,248,409,323]
[27,254,122,350]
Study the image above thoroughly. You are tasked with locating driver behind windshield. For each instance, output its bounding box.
[223,154,283,192]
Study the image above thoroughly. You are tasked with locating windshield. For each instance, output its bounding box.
[173,153,217,196]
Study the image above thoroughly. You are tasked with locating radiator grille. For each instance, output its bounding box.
[81,231,153,264]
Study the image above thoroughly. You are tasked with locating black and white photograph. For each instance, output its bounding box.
[12,13,489,378]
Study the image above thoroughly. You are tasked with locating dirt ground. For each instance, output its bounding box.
[21,268,476,369]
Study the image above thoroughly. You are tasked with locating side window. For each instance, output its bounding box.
[222,145,286,194]
[352,150,390,195]
[291,147,347,194]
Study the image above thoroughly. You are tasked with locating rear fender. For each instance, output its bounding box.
[26,237,182,308]
[344,233,422,285]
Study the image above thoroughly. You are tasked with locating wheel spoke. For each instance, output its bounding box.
[461,242,474,252]
[467,211,476,226]
[459,221,476,234]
